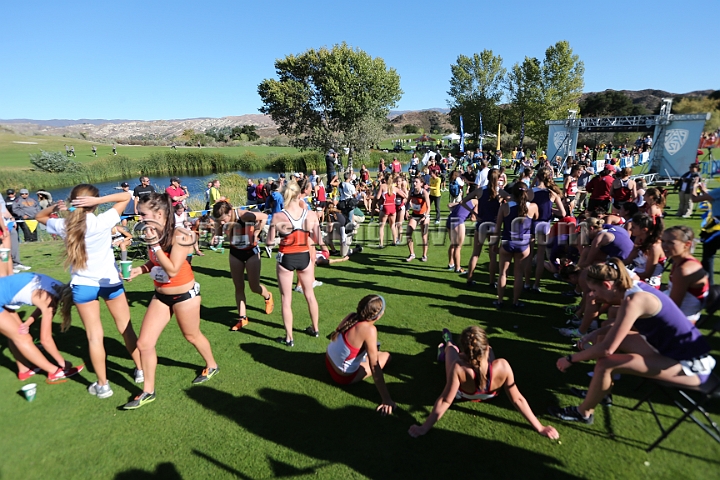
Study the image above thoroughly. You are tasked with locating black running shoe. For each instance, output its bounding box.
[548,405,594,424]
[569,387,613,406]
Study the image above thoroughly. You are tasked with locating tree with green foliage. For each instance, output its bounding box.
[447,50,506,144]
[258,43,402,159]
[403,124,419,134]
[505,41,584,147]
[29,150,81,173]
[672,96,720,132]
[579,90,648,117]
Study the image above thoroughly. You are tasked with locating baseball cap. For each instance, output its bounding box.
[328,148,335,154]
[279,173,286,178]
[19,188,29,194]
[6,189,14,195]
[170,176,181,183]
[120,182,129,188]
[267,177,275,182]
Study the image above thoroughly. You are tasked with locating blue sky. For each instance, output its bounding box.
[0,0,716,120]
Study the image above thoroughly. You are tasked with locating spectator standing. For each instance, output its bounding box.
[585,169,614,212]
[165,176,188,207]
[677,163,700,218]
[339,173,357,225]
[14,189,40,242]
[247,179,257,205]
[92,145,97,156]
[133,176,156,214]
[209,179,223,206]
[119,183,134,226]
[325,149,339,186]
[203,181,213,210]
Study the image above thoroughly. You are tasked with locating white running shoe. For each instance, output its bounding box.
[88,381,114,399]
[15,264,31,271]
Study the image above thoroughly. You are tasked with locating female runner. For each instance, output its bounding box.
[212,201,274,331]
[661,226,709,323]
[1,273,83,382]
[409,326,558,438]
[626,213,665,288]
[375,173,397,248]
[551,258,715,424]
[267,179,323,346]
[464,169,501,286]
[325,294,395,415]
[37,187,142,399]
[406,176,431,262]
[123,192,218,409]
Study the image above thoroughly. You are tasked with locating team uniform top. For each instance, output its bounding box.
[632,250,666,288]
[625,281,713,375]
[455,361,498,402]
[149,247,195,289]
[613,179,633,203]
[0,273,62,307]
[382,192,396,215]
[326,324,367,374]
[46,208,123,287]
[477,186,500,224]
[566,178,578,197]
[228,209,258,251]
[666,257,709,322]
[501,201,532,252]
[278,209,310,254]
[600,224,634,261]
[409,192,428,217]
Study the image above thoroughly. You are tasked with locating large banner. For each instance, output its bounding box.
[459,115,465,153]
[546,123,578,160]
[651,118,707,176]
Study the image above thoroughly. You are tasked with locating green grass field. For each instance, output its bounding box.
[0,131,298,169]
[0,191,718,479]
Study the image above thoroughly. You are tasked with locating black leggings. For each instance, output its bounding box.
[430,195,441,222]
[702,234,720,285]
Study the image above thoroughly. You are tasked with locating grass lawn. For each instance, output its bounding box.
[0,191,718,479]
[0,131,298,169]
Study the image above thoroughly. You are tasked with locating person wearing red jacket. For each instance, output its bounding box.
[585,169,614,212]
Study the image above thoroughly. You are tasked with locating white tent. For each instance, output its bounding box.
[442,133,461,141]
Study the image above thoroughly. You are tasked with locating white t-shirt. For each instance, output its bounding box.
[475,167,489,188]
[47,208,123,287]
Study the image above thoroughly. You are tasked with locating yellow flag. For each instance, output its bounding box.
[26,220,38,233]
[188,211,198,218]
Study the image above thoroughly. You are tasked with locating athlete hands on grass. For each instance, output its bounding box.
[409,326,558,439]
[0,273,84,382]
[325,295,396,415]
[122,192,218,409]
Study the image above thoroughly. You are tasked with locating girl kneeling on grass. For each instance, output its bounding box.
[0,273,83,382]
[550,258,715,424]
[123,193,218,410]
[409,326,558,439]
[326,294,396,415]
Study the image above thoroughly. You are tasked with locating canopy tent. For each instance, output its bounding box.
[442,133,461,141]
[414,135,437,143]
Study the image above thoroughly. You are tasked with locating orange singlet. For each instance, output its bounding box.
[149,247,195,288]
[409,192,429,217]
[278,209,311,254]
[229,208,258,250]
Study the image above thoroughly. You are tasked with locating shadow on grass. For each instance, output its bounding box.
[187,386,580,479]
[114,462,181,479]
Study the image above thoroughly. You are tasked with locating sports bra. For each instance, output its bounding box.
[278,209,310,254]
[456,361,498,402]
[670,257,709,301]
[326,323,367,374]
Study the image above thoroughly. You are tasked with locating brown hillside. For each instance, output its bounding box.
[389,111,453,134]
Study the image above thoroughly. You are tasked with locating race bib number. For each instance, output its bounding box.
[150,266,170,284]
[411,202,421,212]
[232,234,251,248]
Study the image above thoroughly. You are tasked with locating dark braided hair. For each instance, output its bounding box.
[459,326,490,392]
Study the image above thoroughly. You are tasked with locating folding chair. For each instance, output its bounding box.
[631,371,720,452]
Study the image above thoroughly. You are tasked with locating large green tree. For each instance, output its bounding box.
[447,50,506,146]
[506,41,585,147]
[257,43,402,158]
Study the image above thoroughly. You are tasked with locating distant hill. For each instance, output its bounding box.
[0,90,712,141]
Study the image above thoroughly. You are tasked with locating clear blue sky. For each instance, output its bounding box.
[0,0,716,120]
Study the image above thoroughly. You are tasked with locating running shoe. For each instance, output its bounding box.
[305,326,319,337]
[441,328,452,345]
[264,292,274,314]
[569,387,613,406]
[565,315,582,327]
[492,300,504,308]
[558,327,582,338]
[192,366,219,384]
[437,343,446,363]
[488,282,498,289]
[88,381,114,398]
[447,264,455,271]
[276,337,294,347]
[134,368,144,383]
[231,317,249,331]
[530,287,542,293]
[123,391,156,410]
[18,368,41,381]
[548,405,594,424]
[454,268,467,274]
[405,254,415,262]
[564,305,579,315]
[14,264,31,271]
[47,364,84,383]
[512,301,526,309]
[420,256,428,262]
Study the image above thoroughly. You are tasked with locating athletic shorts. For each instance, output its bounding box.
[382,204,396,216]
[315,201,327,211]
[154,282,201,312]
[229,246,260,263]
[502,241,529,254]
[72,284,125,304]
[325,355,362,385]
[277,251,311,271]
